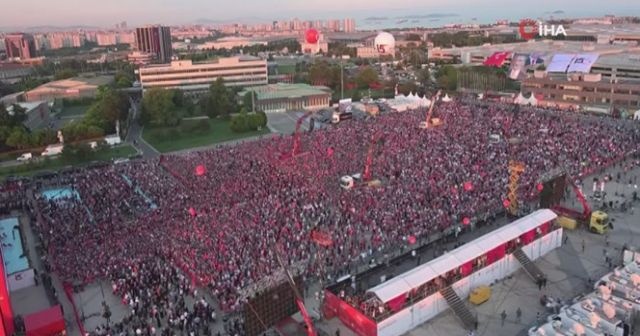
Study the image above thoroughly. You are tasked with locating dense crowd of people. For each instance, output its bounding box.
[22,101,640,328]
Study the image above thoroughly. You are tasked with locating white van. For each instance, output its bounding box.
[41,145,64,157]
[17,153,33,161]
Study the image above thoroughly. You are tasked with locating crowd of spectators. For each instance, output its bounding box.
[22,101,640,328]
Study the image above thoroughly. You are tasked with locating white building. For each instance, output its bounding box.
[137,56,268,92]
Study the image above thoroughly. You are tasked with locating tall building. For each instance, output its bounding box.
[137,56,268,92]
[326,20,341,32]
[343,18,356,32]
[4,34,36,60]
[135,25,172,63]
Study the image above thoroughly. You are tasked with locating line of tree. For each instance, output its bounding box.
[140,88,190,127]
[0,85,130,153]
[0,104,58,151]
[229,110,267,133]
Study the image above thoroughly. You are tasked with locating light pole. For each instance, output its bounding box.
[341,58,344,100]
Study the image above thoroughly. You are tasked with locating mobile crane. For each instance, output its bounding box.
[551,171,610,234]
[340,132,384,190]
[419,90,443,129]
[280,111,314,160]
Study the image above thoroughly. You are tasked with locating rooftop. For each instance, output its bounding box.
[566,24,640,37]
[140,56,265,70]
[242,83,331,100]
[433,39,640,70]
[26,75,113,96]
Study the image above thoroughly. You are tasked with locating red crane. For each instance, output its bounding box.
[419,90,442,129]
[292,111,314,156]
[363,132,385,182]
[274,247,317,336]
[551,173,592,221]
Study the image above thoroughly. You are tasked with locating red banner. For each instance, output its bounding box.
[387,294,407,312]
[311,230,333,247]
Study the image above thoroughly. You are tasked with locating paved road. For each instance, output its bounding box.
[125,99,160,159]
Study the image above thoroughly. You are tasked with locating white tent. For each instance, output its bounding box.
[634,109,640,121]
[388,93,430,112]
[441,94,452,103]
[514,92,528,105]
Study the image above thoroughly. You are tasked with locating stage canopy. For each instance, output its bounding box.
[24,305,65,336]
[367,209,557,303]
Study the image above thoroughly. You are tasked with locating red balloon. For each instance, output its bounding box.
[462,217,471,225]
[408,235,417,245]
[195,165,206,176]
[305,29,319,44]
[503,199,511,208]
[536,183,544,192]
[188,207,197,217]
[463,182,473,191]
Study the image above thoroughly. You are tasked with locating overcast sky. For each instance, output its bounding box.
[2,0,639,27]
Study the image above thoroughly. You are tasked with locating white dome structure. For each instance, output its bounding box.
[374,32,396,55]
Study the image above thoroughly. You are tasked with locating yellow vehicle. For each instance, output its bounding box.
[589,210,610,234]
[469,286,491,305]
[556,216,578,230]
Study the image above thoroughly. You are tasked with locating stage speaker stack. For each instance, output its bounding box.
[539,174,567,208]
[244,276,304,336]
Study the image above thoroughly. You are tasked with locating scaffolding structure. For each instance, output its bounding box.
[507,160,526,215]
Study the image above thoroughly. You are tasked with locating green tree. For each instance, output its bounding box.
[256,111,267,128]
[53,69,78,80]
[31,129,58,147]
[435,65,458,91]
[0,103,27,128]
[114,63,135,88]
[417,68,431,86]
[202,78,233,118]
[242,91,255,112]
[141,88,179,126]
[355,66,379,89]
[351,90,362,101]
[5,127,31,149]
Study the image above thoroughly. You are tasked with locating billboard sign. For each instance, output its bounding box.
[567,54,600,73]
[547,54,576,73]
[508,53,544,80]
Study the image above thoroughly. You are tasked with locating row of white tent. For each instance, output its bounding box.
[387,92,452,112]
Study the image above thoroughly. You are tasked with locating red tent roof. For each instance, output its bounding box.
[24,305,65,336]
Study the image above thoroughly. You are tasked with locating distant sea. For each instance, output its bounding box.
[337,6,640,30]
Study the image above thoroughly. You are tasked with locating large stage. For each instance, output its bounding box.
[323,209,563,336]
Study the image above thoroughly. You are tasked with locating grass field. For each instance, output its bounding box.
[142,118,270,153]
[58,104,91,118]
[0,145,137,180]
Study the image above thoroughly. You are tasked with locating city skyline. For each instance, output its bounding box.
[2,0,640,29]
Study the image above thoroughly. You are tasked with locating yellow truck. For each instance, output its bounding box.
[554,210,609,234]
[588,210,610,234]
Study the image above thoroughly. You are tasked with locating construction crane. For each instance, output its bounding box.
[274,248,317,336]
[504,105,526,216]
[507,160,525,216]
[419,90,442,129]
[340,132,384,190]
[281,111,314,160]
[551,164,610,234]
